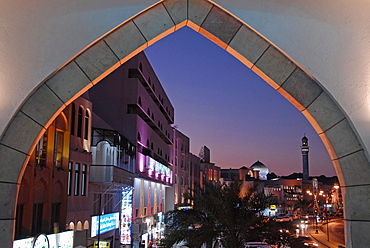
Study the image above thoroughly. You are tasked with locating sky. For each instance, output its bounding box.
[144,26,336,177]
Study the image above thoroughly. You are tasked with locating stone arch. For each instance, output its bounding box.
[0,0,369,246]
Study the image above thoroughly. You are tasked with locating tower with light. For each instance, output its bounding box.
[301,135,309,180]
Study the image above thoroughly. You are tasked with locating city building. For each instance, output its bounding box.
[15,111,70,240]
[199,146,221,187]
[87,52,174,247]
[66,97,93,246]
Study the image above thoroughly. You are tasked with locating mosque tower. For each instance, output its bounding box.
[301,135,309,180]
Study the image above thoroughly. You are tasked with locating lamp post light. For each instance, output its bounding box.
[312,178,319,234]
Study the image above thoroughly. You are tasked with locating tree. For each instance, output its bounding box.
[162,181,301,248]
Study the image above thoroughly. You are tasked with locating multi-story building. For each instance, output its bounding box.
[14,98,93,247]
[173,129,190,207]
[65,96,93,246]
[15,111,70,240]
[199,146,221,187]
[87,52,174,247]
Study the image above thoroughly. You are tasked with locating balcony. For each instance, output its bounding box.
[128,68,174,124]
[90,165,134,186]
[128,103,173,145]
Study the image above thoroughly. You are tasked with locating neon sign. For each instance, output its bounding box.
[147,157,172,183]
[91,212,119,237]
[120,186,133,245]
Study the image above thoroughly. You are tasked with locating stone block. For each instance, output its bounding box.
[133,3,175,43]
[0,219,14,247]
[105,21,147,61]
[338,150,370,186]
[20,84,64,128]
[188,0,213,28]
[307,91,346,132]
[281,68,323,108]
[46,61,92,103]
[345,220,370,247]
[228,25,270,65]
[325,118,362,159]
[254,46,296,86]
[75,40,119,82]
[0,182,17,219]
[163,0,187,25]
[200,5,242,45]
[343,185,370,221]
[0,145,27,183]
[0,111,43,154]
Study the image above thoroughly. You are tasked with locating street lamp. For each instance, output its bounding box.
[312,178,319,234]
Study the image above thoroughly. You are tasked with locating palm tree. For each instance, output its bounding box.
[162,181,273,248]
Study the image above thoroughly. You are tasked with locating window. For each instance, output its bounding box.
[137,132,141,142]
[67,162,73,196]
[71,103,75,135]
[84,110,89,140]
[138,97,142,106]
[139,62,143,72]
[51,203,61,232]
[81,164,87,196]
[54,130,63,167]
[31,203,43,236]
[74,163,80,196]
[35,131,47,167]
[15,204,24,239]
[77,107,83,138]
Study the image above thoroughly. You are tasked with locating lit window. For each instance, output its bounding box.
[35,131,47,167]
[81,164,87,196]
[67,162,73,196]
[74,163,80,196]
[84,110,89,140]
[54,130,63,167]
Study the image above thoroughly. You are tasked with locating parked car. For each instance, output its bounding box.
[245,242,276,247]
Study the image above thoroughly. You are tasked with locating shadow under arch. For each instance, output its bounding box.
[1,0,370,246]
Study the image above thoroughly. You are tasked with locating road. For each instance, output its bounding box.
[306,218,345,248]
[320,218,345,245]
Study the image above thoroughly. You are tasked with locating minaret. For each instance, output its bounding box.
[301,135,309,180]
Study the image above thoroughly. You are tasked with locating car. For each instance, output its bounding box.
[245,242,276,247]
[304,241,319,247]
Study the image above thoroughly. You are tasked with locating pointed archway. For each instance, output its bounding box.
[1,0,369,246]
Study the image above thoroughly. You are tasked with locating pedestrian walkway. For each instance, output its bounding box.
[307,222,345,248]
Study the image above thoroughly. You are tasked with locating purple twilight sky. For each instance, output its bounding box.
[144,26,336,177]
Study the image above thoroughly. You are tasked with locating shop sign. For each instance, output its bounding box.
[93,241,110,248]
[13,230,73,248]
[91,212,120,237]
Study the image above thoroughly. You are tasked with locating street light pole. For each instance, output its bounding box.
[312,178,319,234]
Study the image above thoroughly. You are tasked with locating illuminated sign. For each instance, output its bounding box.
[93,241,110,248]
[13,230,73,248]
[91,212,120,237]
[270,205,276,210]
[177,206,193,210]
[147,157,172,183]
[121,186,133,245]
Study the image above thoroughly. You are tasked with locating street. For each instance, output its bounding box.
[307,218,345,248]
